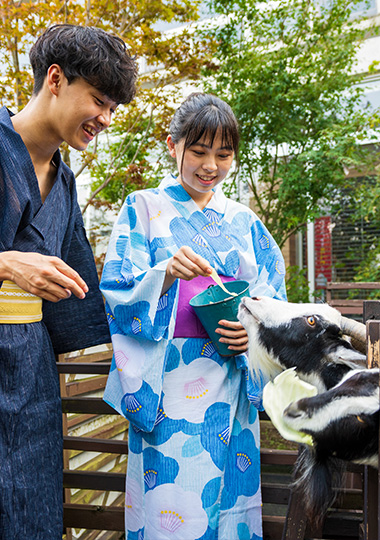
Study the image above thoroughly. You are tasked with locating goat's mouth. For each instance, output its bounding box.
[238,297,261,323]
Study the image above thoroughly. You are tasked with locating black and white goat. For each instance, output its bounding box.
[238,296,379,527]
[284,368,379,526]
[238,296,367,392]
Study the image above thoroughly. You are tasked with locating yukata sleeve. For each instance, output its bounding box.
[44,205,111,353]
[248,218,287,301]
[100,192,178,431]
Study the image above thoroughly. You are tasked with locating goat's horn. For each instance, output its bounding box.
[341,316,367,354]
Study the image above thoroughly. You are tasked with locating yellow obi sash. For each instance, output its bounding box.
[0,280,43,324]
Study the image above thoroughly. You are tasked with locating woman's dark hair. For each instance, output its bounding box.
[29,24,138,104]
[169,93,240,164]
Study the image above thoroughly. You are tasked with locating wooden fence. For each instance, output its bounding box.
[326,282,380,315]
[59,345,127,540]
[58,290,380,540]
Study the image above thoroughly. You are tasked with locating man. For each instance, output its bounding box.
[0,24,137,539]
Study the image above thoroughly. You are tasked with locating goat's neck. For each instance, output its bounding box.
[247,335,283,382]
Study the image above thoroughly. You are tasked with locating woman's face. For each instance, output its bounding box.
[167,130,235,208]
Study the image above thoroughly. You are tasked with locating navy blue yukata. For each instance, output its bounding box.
[0,106,111,540]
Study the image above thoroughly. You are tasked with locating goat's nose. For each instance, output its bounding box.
[251,296,260,301]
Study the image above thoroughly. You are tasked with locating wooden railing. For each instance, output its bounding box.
[326,282,380,315]
[58,345,127,540]
[363,301,380,540]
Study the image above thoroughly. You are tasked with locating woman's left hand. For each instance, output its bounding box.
[215,320,249,353]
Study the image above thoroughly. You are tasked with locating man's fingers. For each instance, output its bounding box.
[28,286,68,303]
[44,258,88,298]
[7,252,89,301]
[53,258,89,292]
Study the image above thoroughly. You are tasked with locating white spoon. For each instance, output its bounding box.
[210,268,237,297]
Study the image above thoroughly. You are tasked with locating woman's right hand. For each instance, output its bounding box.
[162,246,212,294]
[168,246,212,280]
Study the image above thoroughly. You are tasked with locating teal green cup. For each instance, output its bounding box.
[189,280,250,357]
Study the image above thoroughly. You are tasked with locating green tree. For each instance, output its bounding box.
[0,0,215,214]
[201,0,380,248]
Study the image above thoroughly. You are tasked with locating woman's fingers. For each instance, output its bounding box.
[170,246,212,280]
[215,320,245,335]
[215,320,249,351]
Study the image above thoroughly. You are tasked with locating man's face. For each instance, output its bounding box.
[52,76,118,151]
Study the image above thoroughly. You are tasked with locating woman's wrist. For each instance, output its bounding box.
[161,259,176,296]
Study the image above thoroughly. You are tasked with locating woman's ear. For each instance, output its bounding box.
[166,135,176,158]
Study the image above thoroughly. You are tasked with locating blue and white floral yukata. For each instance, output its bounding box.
[101,173,287,540]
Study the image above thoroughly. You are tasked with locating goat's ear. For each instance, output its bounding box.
[329,346,366,368]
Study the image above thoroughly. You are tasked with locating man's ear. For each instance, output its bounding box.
[166,135,176,158]
[46,64,65,96]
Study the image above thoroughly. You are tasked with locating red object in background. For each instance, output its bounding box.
[314,216,332,286]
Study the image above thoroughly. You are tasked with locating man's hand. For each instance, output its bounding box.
[0,251,88,302]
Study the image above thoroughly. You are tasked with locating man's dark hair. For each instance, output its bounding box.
[29,24,138,104]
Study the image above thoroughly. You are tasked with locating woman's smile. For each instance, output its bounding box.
[196,173,218,185]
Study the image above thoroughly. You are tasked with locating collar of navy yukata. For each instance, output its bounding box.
[0,106,70,186]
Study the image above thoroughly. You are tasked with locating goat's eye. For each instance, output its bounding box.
[306,316,316,326]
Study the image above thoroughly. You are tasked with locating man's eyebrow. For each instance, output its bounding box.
[192,142,233,150]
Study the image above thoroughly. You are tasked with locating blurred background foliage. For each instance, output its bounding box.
[1,0,379,286]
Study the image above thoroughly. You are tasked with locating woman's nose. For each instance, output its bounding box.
[202,156,217,171]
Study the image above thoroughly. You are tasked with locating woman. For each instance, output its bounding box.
[101,93,287,540]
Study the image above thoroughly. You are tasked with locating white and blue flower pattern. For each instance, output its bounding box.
[145,484,209,539]
[100,173,287,540]
[163,357,227,423]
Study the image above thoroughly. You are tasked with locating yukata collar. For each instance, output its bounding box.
[160,173,227,214]
[0,106,65,183]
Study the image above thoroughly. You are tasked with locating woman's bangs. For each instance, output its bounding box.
[185,109,236,151]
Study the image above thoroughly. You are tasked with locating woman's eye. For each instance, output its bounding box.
[193,150,204,156]
[306,316,316,326]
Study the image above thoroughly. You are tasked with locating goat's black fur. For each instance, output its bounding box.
[258,316,358,389]
[284,370,379,464]
[238,296,365,391]
[292,446,345,530]
[285,369,379,526]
